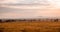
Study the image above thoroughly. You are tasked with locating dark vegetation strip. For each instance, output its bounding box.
[0,18,59,23]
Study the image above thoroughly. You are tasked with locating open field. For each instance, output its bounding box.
[0,21,60,32]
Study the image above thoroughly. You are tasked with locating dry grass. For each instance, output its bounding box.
[0,21,60,32]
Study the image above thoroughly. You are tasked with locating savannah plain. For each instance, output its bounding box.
[0,20,60,32]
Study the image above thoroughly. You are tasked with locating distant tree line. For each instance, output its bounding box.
[0,18,60,22]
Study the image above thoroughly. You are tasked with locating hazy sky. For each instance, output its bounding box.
[0,0,60,19]
[0,0,50,4]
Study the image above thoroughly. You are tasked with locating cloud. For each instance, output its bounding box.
[0,0,50,5]
[0,7,60,19]
[0,0,60,8]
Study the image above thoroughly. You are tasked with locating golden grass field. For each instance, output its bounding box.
[0,21,60,32]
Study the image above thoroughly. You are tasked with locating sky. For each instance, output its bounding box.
[0,0,50,4]
[0,0,60,19]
